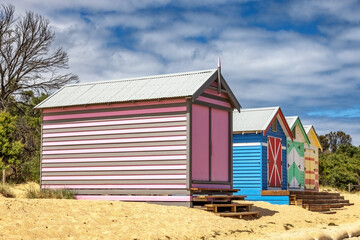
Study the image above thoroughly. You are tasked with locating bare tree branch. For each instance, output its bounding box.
[0,4,78,110]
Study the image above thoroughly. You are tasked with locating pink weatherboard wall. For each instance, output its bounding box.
[211,108,229,181]
[191,104,209,181]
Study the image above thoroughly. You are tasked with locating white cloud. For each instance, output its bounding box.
[3,1,360,145]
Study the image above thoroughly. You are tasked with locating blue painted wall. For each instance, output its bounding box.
[233,119,289,205]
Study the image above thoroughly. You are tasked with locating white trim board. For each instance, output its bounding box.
[233,142,261,147]
[233,142,286,150]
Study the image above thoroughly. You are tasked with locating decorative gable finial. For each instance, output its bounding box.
[217,57,221,94]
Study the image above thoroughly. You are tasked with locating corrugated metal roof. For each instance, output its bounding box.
[303,125,312,135]
[233,107,280,132]
[285,116,298,129]
[35,69,217,109]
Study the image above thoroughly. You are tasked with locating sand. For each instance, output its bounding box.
[0,184,360,240]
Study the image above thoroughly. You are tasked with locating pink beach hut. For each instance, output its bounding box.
[35,69,241,206]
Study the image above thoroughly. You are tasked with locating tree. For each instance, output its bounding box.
[0,4,78,111]
[319,131,352,153]
[0,111,23,184]
[319,145,360,190]
[8,91,47,182]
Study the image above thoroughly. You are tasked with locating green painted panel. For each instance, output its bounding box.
[287,140,304,157]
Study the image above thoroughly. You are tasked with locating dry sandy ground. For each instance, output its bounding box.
[0,184,360,240]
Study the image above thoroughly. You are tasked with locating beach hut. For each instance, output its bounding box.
[232,107,293,204]
[35,69,241,207]
[303,125,323,191]
[285,116,310,190]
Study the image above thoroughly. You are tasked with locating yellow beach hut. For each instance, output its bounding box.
[303,125,323,191]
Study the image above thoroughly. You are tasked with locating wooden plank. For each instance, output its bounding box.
[216,211,260,218]
[291,195,344,200]
[290,191,340,196]
[190,188,240,193]
[205,203,253,207]
[261,190,290,196]
[193,195,246,199]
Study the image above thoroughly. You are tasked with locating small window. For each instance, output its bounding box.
[272,120,277,132]
[292,128,296,139]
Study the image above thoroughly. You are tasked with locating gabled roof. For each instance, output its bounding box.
[233,106,293,140]
[35,69,241,110]
[303,125,323,151]
[285,116,310,146]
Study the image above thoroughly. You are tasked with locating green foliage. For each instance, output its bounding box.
[319,145,360,190]
[26,187,76,199]
[5,91,48,183]
[0,184,16,198]
[0,111,24,171]
[20,152,40,183]
[319,131,352,153]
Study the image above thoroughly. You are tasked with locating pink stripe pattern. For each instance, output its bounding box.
[42,165,187,172]
[43,116,186,130]
[43,126,186,138]
[43,98,186,113]
[42,184,187,189]
[42,174,186,180]
[196,96,231,108]
[42,145,186,155]
[75,195,191,201]
[43,106,187,121]
[42,155,187,163]
[43,135,186,146]
[203,88,229,99]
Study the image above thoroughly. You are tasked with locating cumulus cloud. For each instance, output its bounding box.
[4,0,360,144]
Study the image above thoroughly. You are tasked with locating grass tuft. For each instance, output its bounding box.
[0,184,16,198]
[26,187,76,199]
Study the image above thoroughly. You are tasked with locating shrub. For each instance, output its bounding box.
[26,187,76,199]
[0,184,16,198]
[319,145,360,190]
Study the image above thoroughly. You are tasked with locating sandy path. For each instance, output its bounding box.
[0,187,360,239]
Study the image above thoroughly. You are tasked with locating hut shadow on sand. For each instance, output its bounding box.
[250,205,279,217]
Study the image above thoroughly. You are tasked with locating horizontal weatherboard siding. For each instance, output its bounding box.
[75,195,191,202]
[43,98,187,114]
[43,116,187,130]
[41,100,190,203]
[196,96,231,108]
[42,179,186,184]
[43,106,186,121]
[43,136,186,147]
[42,165,187,172]
[42,145,186,155]
[42,155,186,163]
[43,184,187,189]
[41,174,187,180]
[43,126,186,138]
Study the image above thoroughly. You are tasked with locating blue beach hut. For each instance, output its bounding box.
[232,107,293,204]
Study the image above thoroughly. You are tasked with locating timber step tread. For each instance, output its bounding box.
[216,211,260,218]
[205,203,253,207]
[190,188,240,193]
[290,195,344,200]
[193,195,246,200]
[290,191,340,196]
[297,199,350,204]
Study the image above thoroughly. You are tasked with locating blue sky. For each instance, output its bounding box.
[9,0,360,145]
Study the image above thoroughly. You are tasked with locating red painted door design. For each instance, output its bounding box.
[268,137,282,188]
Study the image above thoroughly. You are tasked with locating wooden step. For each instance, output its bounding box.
[296,199,350,205]
[304,204,331,212]
[291,194,344,200]
[216,211,260,219]
[192,195,246,202]
[290,191,340,196]
[190,188,240,193]
[204,203,253,213]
